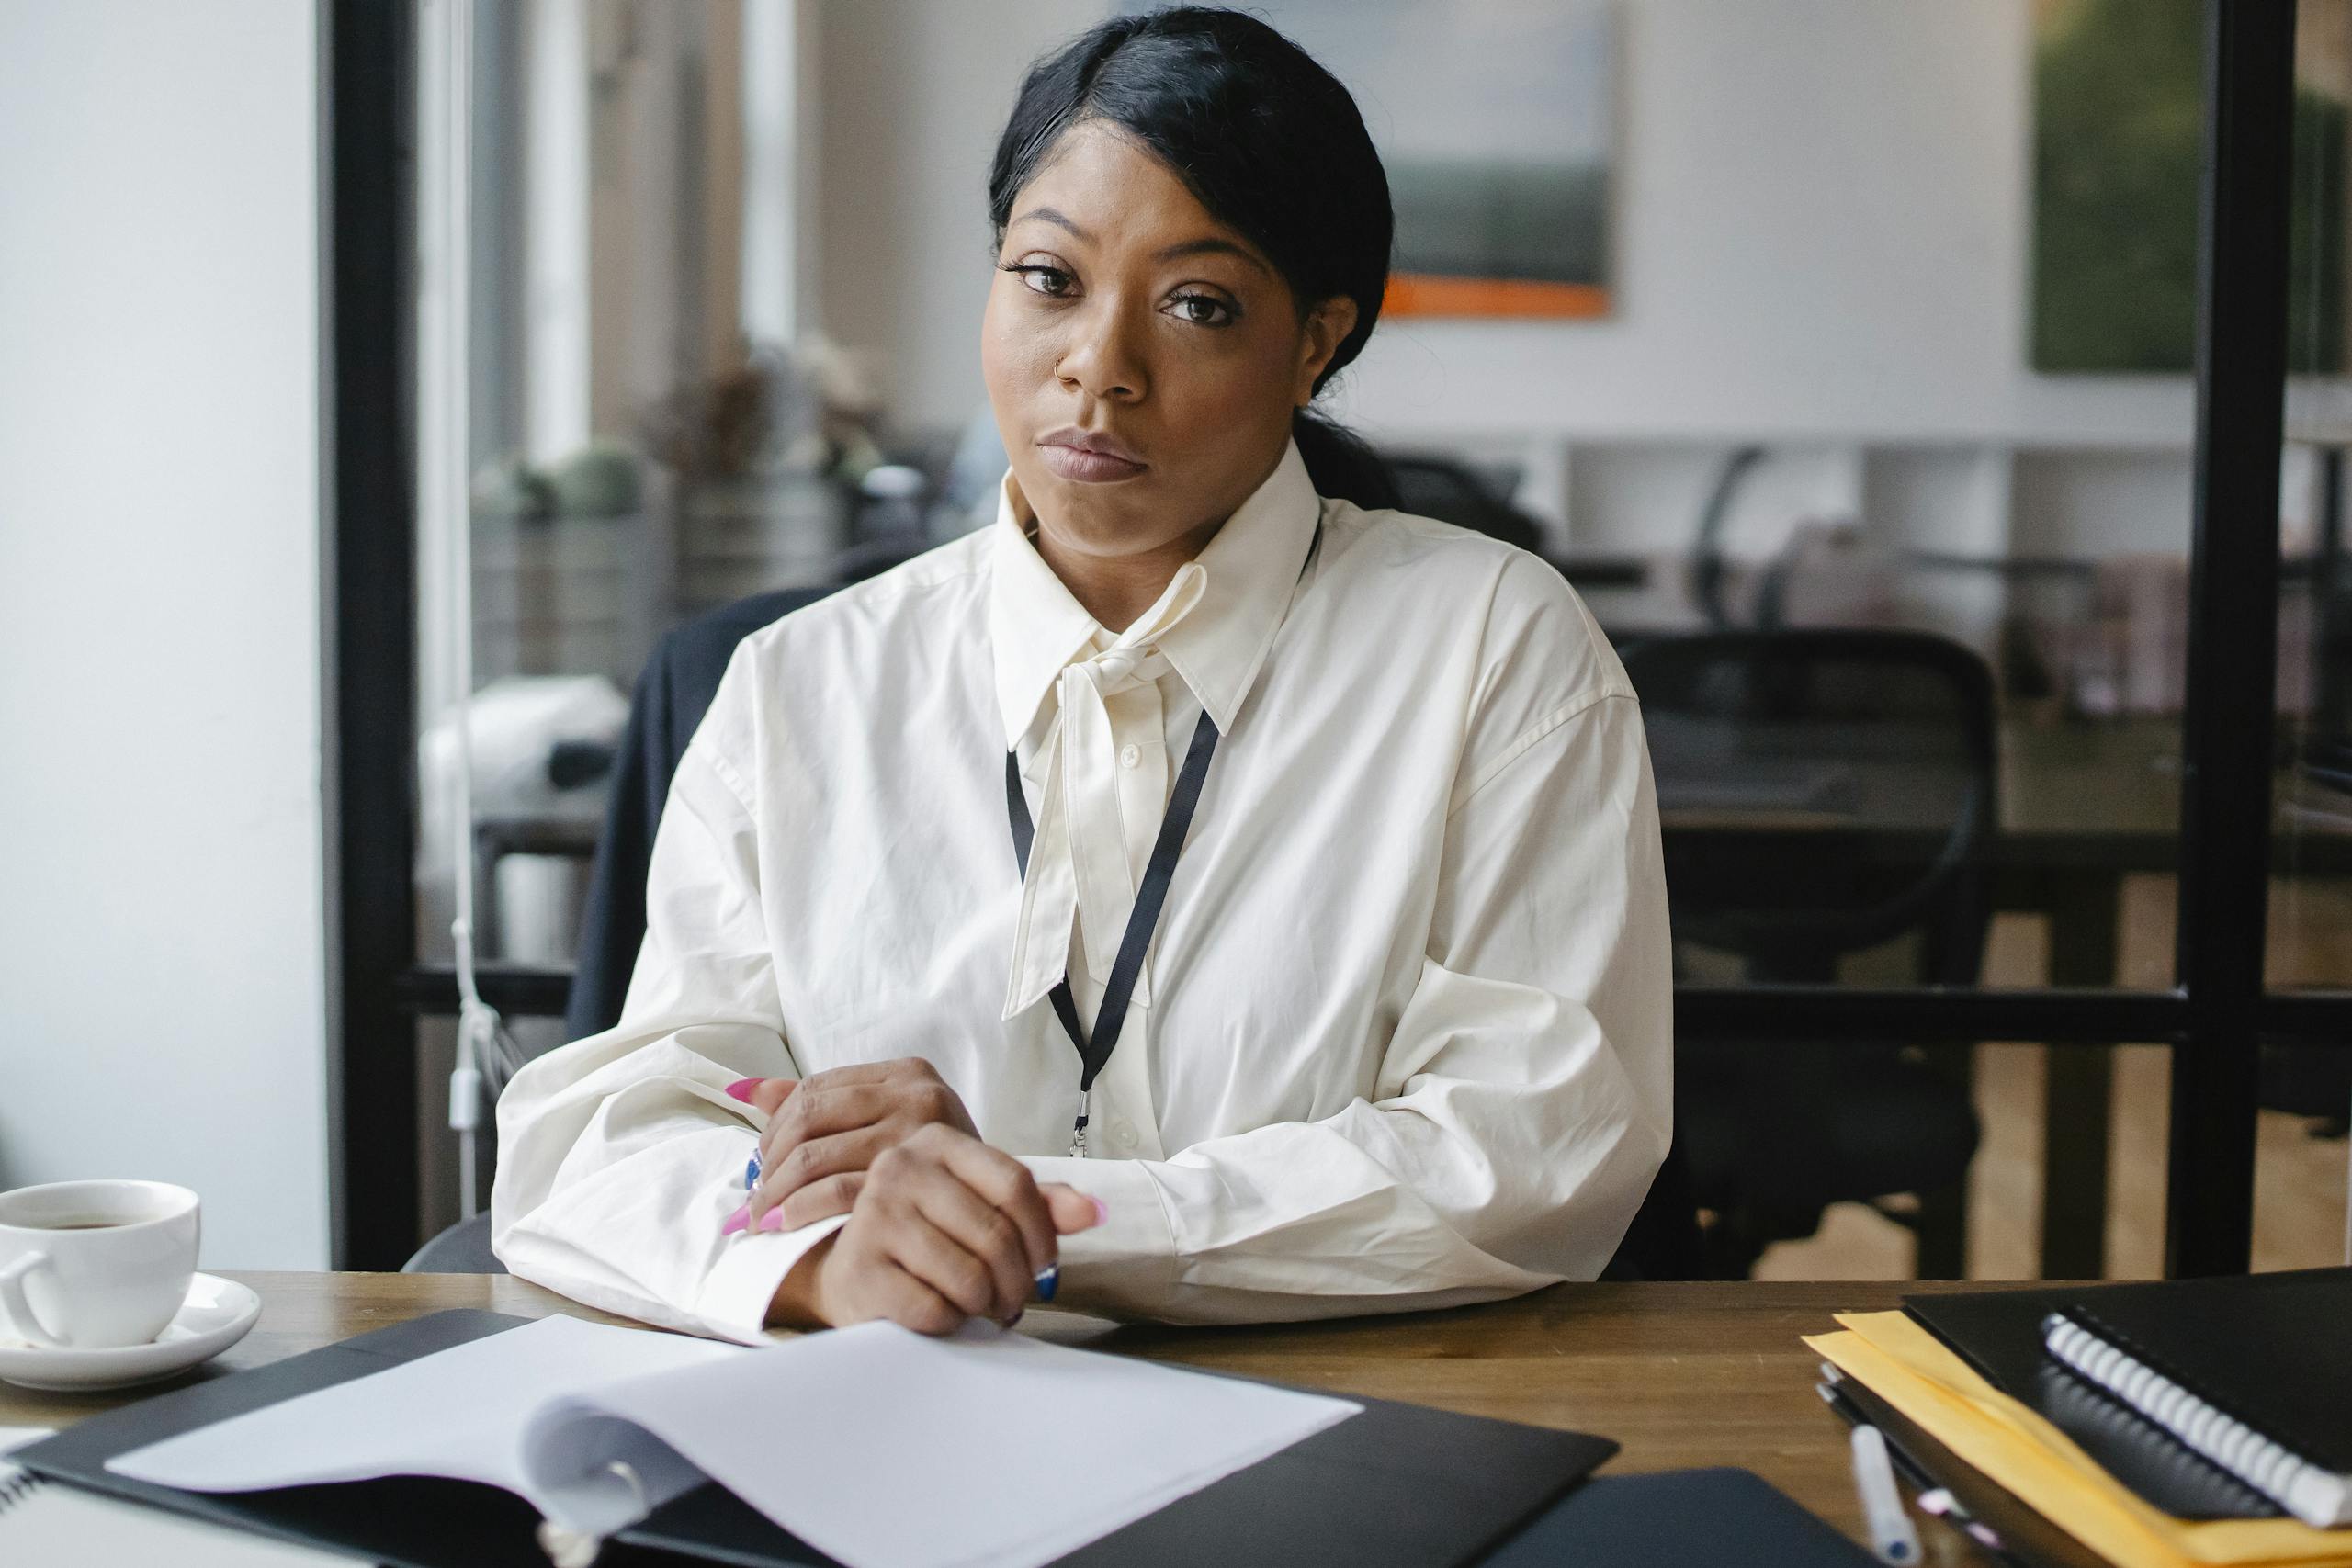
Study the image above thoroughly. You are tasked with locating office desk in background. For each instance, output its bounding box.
[0,1272,2030,1562]
[467,715,2349,1280]
[1665,714,2352,1280]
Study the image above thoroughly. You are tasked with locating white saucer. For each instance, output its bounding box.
[0,1273,260,1392]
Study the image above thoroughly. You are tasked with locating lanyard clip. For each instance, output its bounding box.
[1070,1108,1089,1160]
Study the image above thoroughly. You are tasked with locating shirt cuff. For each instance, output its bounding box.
[691,1213,849,1343]
[1018,1156,1179,1317]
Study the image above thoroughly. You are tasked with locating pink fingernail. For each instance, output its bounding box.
[1090,1196,1110,1227]
[756,1208,787,1233]
[720,1204,749,1235]
[724,1077,763,1104]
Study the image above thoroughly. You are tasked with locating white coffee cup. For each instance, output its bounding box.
[0,1179,200,1349]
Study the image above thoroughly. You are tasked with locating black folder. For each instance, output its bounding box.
[1482,1468,1881,1567]
[1903,1283,2282,1521]
[1824,1369,2116,1568]
[12,1309,1616,1568]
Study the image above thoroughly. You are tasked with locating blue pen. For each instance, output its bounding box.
[743,1145,1057,1301]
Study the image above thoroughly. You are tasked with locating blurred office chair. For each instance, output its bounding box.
[410,576,1703,1276]
[1624,629,1994,1280]
[563,585,836,1043]
[405,585,831,1274]
[1385,453,1548,553]
[401,1208,505,1273]
[1600,1143,1703,1281]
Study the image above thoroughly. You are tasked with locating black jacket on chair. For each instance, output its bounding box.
[407,587,830,1273]
[564,587,833,1043]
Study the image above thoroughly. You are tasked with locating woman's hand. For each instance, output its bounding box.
[732,1059,978,1231]
[765,1124,1104,1334]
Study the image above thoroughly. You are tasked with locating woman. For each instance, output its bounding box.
[493,6,1669,1341]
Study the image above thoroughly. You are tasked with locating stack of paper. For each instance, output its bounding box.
[107,1314,1361,1568]
[1808,1312,2352,1568]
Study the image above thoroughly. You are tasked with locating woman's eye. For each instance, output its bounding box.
[1169,293,1235,327]
[1006,264,1075,298]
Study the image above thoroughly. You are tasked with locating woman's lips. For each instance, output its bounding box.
[1038,440,1148,484]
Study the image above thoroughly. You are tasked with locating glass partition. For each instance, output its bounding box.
[2256,0,2352,1276]
[394,0,2318,1279]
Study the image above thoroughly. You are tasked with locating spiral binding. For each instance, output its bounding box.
[0,1466,43,1516]
[2042,1312,2323,1522]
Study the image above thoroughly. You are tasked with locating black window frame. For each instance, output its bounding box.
[326,0,2346,1273]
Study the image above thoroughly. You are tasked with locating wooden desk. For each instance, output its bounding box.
[0,1273,2016,1564]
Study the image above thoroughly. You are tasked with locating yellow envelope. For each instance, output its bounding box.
[1806,1312,2352,1568]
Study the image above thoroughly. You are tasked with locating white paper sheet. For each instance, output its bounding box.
[107,1313,1360,1568]
[107,1315,738,1534]
[556,1320,1360,1568]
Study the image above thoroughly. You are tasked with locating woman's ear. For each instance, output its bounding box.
[1293,296,1360,405]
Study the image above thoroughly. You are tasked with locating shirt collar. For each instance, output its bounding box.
[987,437,1321,750]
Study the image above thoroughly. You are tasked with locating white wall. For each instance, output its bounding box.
[810,0,1101,434]
[1347,0,2192,448]
[0,0,331,1269]
[808,0,2199,548]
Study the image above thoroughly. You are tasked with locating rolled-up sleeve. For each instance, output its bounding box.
[1031,688,1674,1324]
[490,728,845,1343]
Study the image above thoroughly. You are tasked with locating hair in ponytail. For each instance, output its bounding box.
[989,7,1398,512]
[1291,409,1398,512]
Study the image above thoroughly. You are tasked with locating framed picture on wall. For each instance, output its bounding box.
[2032,0,2350,372]
[1118,0,1618,320]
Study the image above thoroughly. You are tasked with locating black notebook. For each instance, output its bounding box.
[2041,1268,2352,1529]
[1905,1285,2272,1521]
[1906,1269,2352,1528]
[13,1309,1617,1568]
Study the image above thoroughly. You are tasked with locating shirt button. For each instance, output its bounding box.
[1114,1121,1140,1150]
[1118,743,1141,770]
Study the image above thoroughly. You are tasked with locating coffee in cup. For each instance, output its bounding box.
[0,1179,200,1348]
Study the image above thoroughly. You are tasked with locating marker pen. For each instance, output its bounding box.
[1850,1424,1920,1566]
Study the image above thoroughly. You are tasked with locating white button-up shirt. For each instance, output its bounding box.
[492,438,1672,1343]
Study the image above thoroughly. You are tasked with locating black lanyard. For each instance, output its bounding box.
[1006,708,1217,1157]
[1003,520,1318,1157]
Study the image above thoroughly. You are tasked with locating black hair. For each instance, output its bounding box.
[988,6,1400,511]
